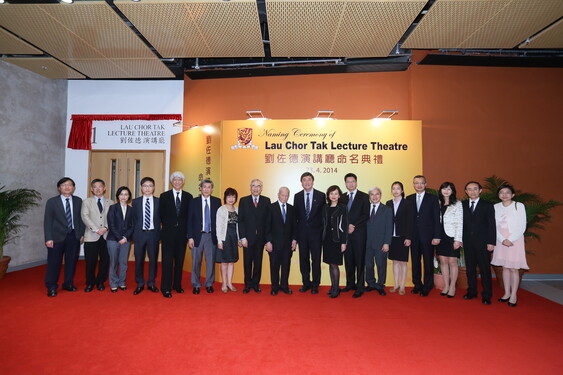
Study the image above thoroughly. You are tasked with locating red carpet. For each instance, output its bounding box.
[1,261,562,375]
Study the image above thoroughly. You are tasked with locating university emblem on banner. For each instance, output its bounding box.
[231,127,258,150]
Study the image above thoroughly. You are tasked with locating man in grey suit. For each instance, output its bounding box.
[44,177,85,297]
[365,186,393,296]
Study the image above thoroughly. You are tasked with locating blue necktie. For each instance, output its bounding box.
[347,192,354,211]
[204,199,211,232]
[65,198,73,233]
[305,193,311,219]
[282,203,286,223]
[144,198,151,230]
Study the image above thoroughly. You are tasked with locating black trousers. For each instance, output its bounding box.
[160,233,187,291]
[410,238,434,292]
[298,232,322,287]
[464,241,493,299]
[269,247,292,291]
[45,230,80,291]
[84,236,109,286]
[134,231,159,288]
[343,231,366,291]
[243,241,265,288]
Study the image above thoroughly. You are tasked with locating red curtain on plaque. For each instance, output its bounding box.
[68,114,182,150]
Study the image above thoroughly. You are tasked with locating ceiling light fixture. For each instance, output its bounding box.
[313,110,335,120]
[60,0,74,4]
[172,121,199,131]
[246,111,269,126]
[374,110,399,119]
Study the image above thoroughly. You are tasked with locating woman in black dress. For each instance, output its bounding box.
[322,185,348,298]
[216,188,240,293]
[385,181,414,295]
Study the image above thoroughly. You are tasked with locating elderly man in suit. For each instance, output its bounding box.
[132,176,160,295]
[44,177,85,297]
[406,175,441,296]
[238,178,271,294]
[159,171,193,298]
[462,181,496,305]
[187,179,221,294]
[81,178,113,292]
[341,173,370,298]
[294,172,326,294]
[265,187,297,296]
[365,186,393,296]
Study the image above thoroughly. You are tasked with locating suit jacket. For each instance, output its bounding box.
[238,194,271,246]
[107,203,134,242]
[406,192,441,242]
[385,198,414,240]
[132,195,160,239]
[81,196,113,242]
[322,204,348,244]
[462,199,496,248]
[159,189,193,237]
[187,195,222,247]
[266,201,296,250]
[293,189,326,240]
[44,195,85,242]
[341,190,370,235]
[366,203,393,251]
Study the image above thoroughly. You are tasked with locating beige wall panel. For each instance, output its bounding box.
[0,57,85,79]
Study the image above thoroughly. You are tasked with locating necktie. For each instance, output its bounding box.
[471,201,475,213]
[175,192,181,216]
[97,198,103,213]
[370,204,375,219]
[417,194,422,212]
[282,203,286,223]
[204,199,211,232]
[305,193,311,219]
[144,198,151,230]
[254,197,258,208]
[347,192,354,211]
[65,198,73,233]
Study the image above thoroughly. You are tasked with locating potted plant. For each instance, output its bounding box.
[0,185,41,279]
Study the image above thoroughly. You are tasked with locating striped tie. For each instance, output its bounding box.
[144,198,151,230]
[282,203,286,223]
[65,198,73,233]
[204,199,211,232]
[175,192,181,216]
[305,193,311,219]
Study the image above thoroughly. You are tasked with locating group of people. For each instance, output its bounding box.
[43,172,529,306]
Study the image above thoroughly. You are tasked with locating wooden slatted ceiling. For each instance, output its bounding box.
[522,18,563,49]
[0,57,85,79]
[0,28,43,55]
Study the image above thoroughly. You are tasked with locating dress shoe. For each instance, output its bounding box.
[133,287,144,295]
[193,287,200,295]
[508,302,517,307]
[365,286,377,292]
[222,287,228,293]
[119,286,127,291]
[84,285,94,293]
[206,286,214,293]
[352,290,364,298]
[463,293,476,300]
[299,285,311,293]
[175,288,185,294]
[162,291,172,298]
[376,289,387,296]
[271,290,278,296]
[280,288,293,295]
[148,285,159,293]
[243,287,250,294]
[410,288,421,294]
[341,286,355,292]
[253,286,262,293]
[62,285,77,292]
[311,286,319,294]
[111,288,118,293]
[447,294,455,298]
[47,289,57,297]
[398,288,406,296]
[482,298,492,305]
[498,297,510,303]
[97,283,105,291]
[420,291,429,297]
[330,289,340,299]
[228,285,237,292]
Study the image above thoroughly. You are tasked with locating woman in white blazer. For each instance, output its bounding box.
[437,182,463,298]
[215,188,240,293]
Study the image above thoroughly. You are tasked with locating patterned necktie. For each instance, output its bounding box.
[97,198,103,213]
[204,199,211,232]
[175,192,181,216]
[370,204,375,219]
[347,192,354,211]
[254,197,258,208]
[282,203,286,223]
[305,193,311,219]
[65,198,73,233]
[144,198,151,230]
[471,201,475,213]
[417,194,422,212]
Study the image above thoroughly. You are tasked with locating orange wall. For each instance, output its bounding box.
[184,58,563,274]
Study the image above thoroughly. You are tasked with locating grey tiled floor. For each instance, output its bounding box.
[520,279,563,305]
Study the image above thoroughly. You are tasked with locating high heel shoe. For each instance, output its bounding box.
[498,297,510,303]
[222,287,228,293]
[228,285,237,292]
[398,288,405,295]
[389,287,398,293]
[508,301,517,307]
[440,292,448,296]
[447,294,455,298]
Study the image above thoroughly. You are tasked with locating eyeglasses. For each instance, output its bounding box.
[142,184,154,188]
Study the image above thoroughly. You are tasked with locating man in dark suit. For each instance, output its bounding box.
[265,187,297,295]
[238,178,271,294]
[462,181,496,305]
[340,173,370,298]
[294,172,326,294]
[159,171,193,298]
[365,187,393,296]
[187,179,221,294]
[131,176,160,295]
[406,175,441,296]
[44,177,85,297]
